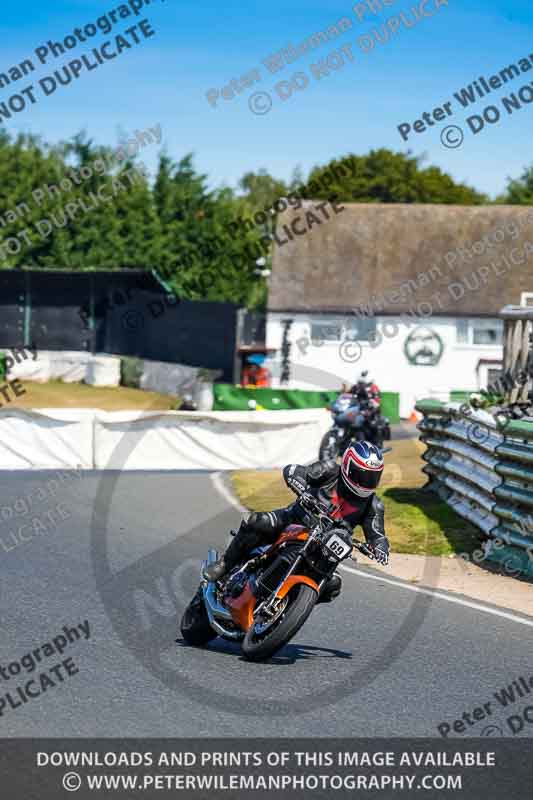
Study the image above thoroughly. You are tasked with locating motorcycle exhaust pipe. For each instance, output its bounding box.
[203,573,244,641]
[204,581,233,621]
[202,549,234,621]
[202,547,246,640]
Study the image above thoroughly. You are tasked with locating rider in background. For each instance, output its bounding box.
[333,372,379,429]
[241,354,271,387]
[204,441,390,601]
[351,370,381,410]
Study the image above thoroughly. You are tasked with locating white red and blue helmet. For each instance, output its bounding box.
[340,440,384,499]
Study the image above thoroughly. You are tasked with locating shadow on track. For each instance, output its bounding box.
[175,637,352,665]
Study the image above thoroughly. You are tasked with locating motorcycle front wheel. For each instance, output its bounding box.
[373,431,385,449]
[319,431,339,461]
[242,584,317,662]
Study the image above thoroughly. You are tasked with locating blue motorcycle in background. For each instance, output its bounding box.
[318,392,391,461]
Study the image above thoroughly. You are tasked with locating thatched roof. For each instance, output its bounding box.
[268,203,533,316]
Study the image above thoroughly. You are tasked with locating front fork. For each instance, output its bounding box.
[254,547,323,620]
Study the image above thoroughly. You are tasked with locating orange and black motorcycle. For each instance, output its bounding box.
[180,491,375,661]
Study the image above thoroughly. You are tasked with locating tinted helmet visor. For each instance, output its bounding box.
[346,461,382,490]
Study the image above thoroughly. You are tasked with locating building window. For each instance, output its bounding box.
[456,319,469,344]
[456,319,503,346]
[310,316,376,343]
[344,316,376,342]
[310,320,343,342]
[473,322,502,345]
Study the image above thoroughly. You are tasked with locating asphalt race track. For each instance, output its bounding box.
[1,468,532,739]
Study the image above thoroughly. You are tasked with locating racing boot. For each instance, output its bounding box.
[202,520,259,582]
[202,557,228,583]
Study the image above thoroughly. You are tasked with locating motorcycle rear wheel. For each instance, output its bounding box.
[242,584,317,662]
[180,586,217,646]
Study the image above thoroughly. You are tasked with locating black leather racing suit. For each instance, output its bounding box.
[222,459,388,600]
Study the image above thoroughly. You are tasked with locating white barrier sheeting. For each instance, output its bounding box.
[95,408,331,470]
[0,408,331,471]
[45,351,90,383]
[0,409,95,469]
[6,351,120,385]
[85,355,121,387]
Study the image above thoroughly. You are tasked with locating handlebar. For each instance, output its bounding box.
[351,538,375,560]
[298,490,331,516]
[297,491,375,560]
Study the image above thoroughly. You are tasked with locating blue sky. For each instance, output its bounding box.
[2,0,533,197]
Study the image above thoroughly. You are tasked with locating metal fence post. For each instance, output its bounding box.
[23,270,31,348]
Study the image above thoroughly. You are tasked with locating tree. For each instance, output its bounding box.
[0,130,161,270]
[152,154,268,306]
[238,169,288,213]
[304,149,486,204]
[499,165,533,204]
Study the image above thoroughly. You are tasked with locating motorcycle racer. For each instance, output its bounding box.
[204,441,390,601]
[351,370,381,410]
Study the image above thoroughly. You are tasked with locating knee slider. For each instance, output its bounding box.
[244,511,259,528]
[246,511,275,535]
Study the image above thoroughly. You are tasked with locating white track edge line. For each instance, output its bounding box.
[210,472,247,513]
[340,564,533,628]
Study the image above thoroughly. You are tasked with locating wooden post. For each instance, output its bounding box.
[500,305,533,405]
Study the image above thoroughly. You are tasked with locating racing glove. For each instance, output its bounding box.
[283,464,308,496]
[367,534,390,566]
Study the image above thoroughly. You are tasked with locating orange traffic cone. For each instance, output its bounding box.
[409,409,421,423]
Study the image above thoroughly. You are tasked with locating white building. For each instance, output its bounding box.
[266,203,533,418]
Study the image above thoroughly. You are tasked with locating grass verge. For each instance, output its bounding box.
[1,380,177,411]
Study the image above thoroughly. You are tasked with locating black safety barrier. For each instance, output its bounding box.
[0,270,237,381]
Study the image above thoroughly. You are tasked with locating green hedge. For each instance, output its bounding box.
[213,385,400,423]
